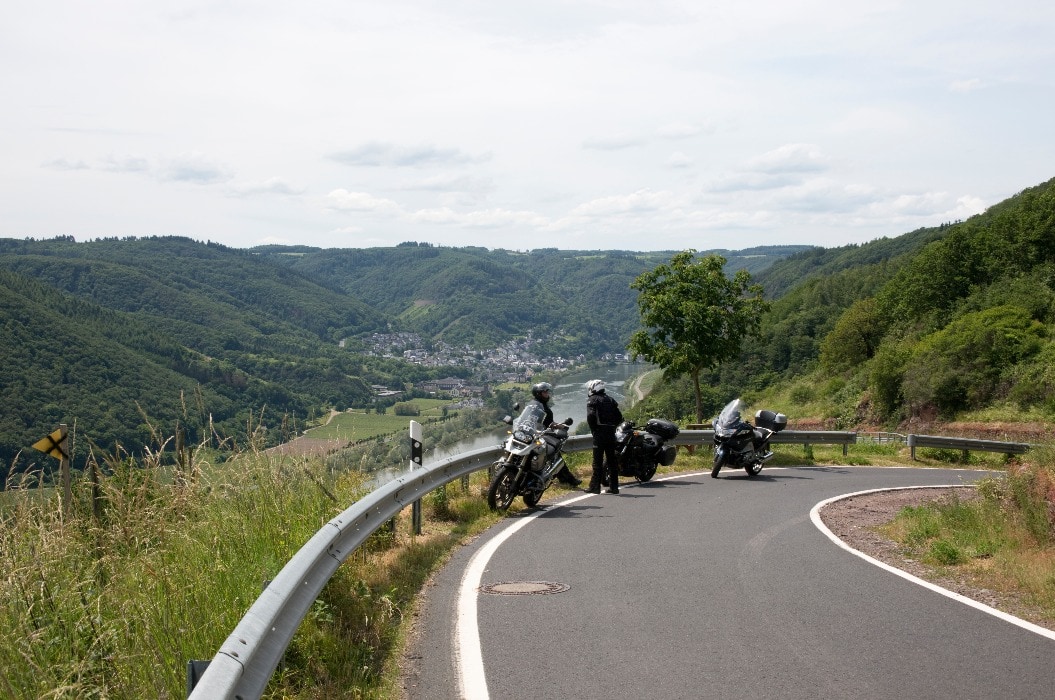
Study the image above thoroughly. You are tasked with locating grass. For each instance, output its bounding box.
[306,399,456,442]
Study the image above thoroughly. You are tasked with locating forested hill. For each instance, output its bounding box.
[255,245,809,353]
[634,176,1055,431]
[0,236,808,476]
[0,236,385,349]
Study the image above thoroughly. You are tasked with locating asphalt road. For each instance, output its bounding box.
[403,466,1055,700]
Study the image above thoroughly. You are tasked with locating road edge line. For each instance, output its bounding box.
[810,486,1055,642]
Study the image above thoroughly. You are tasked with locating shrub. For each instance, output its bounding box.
[928,539,966,565]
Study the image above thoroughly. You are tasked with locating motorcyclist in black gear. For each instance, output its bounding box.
[585,379,623,494]
[527,382,582,487]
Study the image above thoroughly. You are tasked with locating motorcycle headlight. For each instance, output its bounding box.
[513,428,534,443]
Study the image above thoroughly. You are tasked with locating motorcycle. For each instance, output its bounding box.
[711,398,786,478]
[614,418,680,482]
[487,402,575,511]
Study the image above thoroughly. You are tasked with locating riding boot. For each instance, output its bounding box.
[606,459,619,494]
[556,465,581,487]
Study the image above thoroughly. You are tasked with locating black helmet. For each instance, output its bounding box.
[531,382,553,402]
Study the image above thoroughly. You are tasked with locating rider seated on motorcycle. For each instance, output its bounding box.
[522,382,582,487]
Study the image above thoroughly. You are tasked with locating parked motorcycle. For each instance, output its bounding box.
[614,418,680,482]
[487,402,575,510]
[711,398,786,478]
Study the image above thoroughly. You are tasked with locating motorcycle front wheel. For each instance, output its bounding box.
[487,466,519,511]
[711,448,724,478]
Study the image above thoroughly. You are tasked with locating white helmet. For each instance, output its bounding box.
[586,379,605,395]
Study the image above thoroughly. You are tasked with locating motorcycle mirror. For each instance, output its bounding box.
[563,417,574,426]
[512,402,521,412]
[502,415,514,425]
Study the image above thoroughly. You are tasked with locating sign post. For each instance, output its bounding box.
[409,420,423,535]
[32,424,71,515]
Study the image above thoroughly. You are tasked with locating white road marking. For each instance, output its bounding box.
[811,485,1055,642]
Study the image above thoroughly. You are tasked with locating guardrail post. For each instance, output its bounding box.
[907,434,917,460]
[186,660,210,697]
[409,421,423,536]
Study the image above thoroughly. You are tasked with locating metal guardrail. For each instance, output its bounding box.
[907,434,1031,459]
[188,426,1032,698]
[187,444,501,700]
[188,434,599,699]
[680,428,857,454]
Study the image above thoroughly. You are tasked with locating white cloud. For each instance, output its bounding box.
[330,143,486,168]
[665,151,693,169]
[570,189,680,217]
[42,158,90,171]
[99,155,152,174]
[656,123,706,140]
[229,178,305,197]
[582,135,646,151]
[949,78,985,93]
[158,152,234,184]
[325,190,401,213]
[746,144,830,175]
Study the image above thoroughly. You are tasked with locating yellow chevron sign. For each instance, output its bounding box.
[32,427,69,461]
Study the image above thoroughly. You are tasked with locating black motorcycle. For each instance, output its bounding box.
[711,399,786,478]
[614,418,680,482]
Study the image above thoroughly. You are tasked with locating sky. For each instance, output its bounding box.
[2,1,1054,253]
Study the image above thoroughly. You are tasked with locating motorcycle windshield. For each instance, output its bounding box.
[513,402,547,434]
[714,399,746,431]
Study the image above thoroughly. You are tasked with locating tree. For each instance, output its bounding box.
[819,298,886,373]
[628,251,770,422]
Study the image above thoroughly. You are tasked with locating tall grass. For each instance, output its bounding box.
[0,436,408,699]
[0,405,525,700]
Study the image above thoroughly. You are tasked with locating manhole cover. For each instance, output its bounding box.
[479,581,570,595]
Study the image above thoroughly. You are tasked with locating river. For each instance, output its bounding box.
[423,363,652,464]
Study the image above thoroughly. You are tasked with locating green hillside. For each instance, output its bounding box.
[259,244,808,354]
[632,176,1055,430]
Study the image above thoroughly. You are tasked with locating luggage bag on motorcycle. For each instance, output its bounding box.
[658,444,677,466]
[645,418,680,439]
[754,410,787,432]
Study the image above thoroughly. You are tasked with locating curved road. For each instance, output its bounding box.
[403,467,1055,699]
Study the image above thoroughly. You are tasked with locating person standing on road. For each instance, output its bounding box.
[585,379,623,494]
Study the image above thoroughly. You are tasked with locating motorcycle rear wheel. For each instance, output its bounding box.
[637,463,657,482]
[523,488,543,507]
[487,466,519,511]
[745,462,763,476]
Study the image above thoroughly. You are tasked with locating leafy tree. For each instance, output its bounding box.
[628,251,769,422]
[819,298,886,373]
[867,339,912,419]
